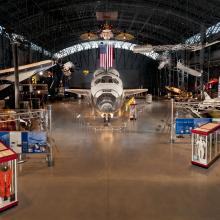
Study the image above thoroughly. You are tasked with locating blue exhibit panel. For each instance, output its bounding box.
[0,132,10,147]
[175,118,212,135]
[21,132,29,153]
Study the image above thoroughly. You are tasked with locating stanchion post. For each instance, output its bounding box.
[47,105,54,166]
[170,98,175,143]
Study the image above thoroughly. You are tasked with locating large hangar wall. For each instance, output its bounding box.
[65,48,158,93]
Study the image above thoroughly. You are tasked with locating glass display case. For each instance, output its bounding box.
[0,142,18,212]
[129,104,137,120]
[191,123,220,168]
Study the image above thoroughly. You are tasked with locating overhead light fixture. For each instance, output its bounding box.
[39,71,43,76]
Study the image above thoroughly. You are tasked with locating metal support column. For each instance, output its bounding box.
[12,42,20,109]
[47,105,54,166]
[168,68,171,86]
[170,98,175,143]
[0,31,4,68]
[181,51,185,89]
[200,24,206,99]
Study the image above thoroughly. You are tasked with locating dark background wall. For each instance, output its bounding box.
[0,31,51,68]
[63,48,159,93]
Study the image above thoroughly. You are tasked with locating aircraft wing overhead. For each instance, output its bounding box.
[1,65,56,82]
[65,89,90,97]
[0,84,11,91]
[124,89,148,97]
[0,60,54,74]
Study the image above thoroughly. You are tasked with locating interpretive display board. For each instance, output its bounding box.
[176,118,212,135]
[191,123,220,168]
[22,132,47,153]
[0,142,18,212]
[0,131,47,154]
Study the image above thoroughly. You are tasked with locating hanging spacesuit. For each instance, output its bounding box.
[195,137,206,163]
[0,166,12,199]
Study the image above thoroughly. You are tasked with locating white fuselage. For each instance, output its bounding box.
[90,68,124,114]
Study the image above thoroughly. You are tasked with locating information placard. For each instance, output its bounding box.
[175,118,212,135]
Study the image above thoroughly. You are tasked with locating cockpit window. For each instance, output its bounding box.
[113,79,119,84]
[95,76,119,84]
[100,76,113,83]
[95,79,101,84]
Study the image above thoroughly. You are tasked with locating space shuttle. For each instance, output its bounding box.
[66,68,147,120]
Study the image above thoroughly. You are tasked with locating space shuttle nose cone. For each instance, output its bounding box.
[101,103,113,112]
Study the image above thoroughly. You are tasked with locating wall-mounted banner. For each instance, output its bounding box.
[175,118,212,135]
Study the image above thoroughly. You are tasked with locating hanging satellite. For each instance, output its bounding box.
[80,31,98,41]
[80,11,134,41]
[100,23,114,40]
[96,11,117,40]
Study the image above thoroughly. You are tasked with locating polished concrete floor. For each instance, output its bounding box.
[2,99,220,220]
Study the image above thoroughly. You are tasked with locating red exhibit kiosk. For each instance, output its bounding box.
[0,142,18,212]
[191,123,220,168]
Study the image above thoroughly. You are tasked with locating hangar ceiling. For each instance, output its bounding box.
[0,0,220,53]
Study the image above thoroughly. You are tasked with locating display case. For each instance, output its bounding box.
[129,104,137,120]
[0,142,18,212]
[191,123,220,168]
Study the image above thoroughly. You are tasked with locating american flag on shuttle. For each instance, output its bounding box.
[99,43,114,69]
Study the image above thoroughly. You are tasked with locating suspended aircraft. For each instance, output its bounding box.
[0,60,56,91]
[132,41,220,54]
[198,92,220,110]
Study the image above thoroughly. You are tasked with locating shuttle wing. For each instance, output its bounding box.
[65,89,90,97]
[124,89,148,97]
